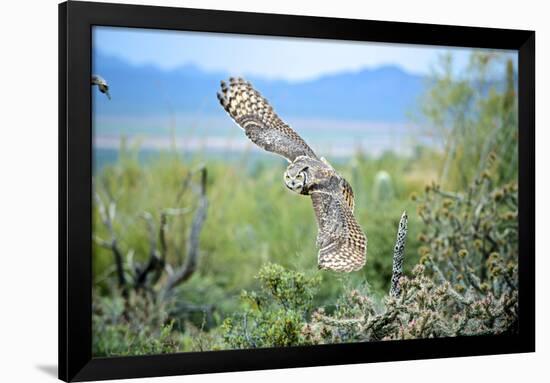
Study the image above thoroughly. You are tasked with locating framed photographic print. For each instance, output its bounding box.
[59,1,535,381]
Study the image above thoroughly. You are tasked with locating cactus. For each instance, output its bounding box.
[390,211,408,297]
[372,170,394,202]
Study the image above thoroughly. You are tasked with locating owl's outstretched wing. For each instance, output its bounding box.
[341,178,355,212]
[217,77,318,162]
[310,189,366,272]
[320,157,355,212]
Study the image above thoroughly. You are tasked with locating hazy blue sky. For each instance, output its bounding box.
[93,26,516,82]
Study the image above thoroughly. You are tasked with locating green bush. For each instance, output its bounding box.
[222,264,321,348]
[92,292,181,356]
[418,53,518,189]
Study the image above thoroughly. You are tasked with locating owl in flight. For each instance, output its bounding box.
[217,78,366,272]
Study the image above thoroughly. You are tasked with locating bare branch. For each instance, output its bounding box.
[175,171,194,205]
[93,186,127,291]
[165,166,208,292]
[160,208,192,265]
[93,235,112,249]
[390,211,408,297]
[242,312,257,348]
[433,189,463,201]
[159,212,168,264]
[162,207,192,216]
[135,212,163,288]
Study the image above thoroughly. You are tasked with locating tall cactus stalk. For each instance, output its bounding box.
[389,211,408,297]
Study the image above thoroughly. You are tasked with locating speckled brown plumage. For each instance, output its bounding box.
[340,177,355,212]
[217,77,367,272]
[217,77,317,162]
[311,191,366,272]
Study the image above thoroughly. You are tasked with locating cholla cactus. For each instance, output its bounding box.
[415,166,518,305]
[390,211,408,297]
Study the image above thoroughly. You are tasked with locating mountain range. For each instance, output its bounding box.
[92,53,426,122]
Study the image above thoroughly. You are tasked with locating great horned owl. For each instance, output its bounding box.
[217,77,366,272]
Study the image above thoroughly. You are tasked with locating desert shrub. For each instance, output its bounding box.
[419,53,518,189]
[92,285,229,355]
[92,320,179,357]
[223,169,518,347]
[308,169,518,342]
[221,263,321,348]
[182,322,226,352]
[414,162,518,300]
[309,263,517,343]
[92,291,182,356]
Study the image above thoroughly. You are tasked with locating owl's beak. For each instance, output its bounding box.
[292,183,304,193]
[284,180,299,191]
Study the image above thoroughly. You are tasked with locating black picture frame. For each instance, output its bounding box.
[59,1,535,381]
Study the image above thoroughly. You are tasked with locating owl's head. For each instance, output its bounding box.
[284,166,308,194]
[284,156,319,194]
